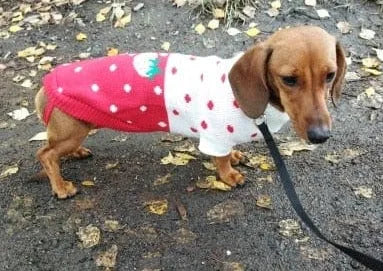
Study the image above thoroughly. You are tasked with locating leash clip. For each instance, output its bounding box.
[255,114,266,126]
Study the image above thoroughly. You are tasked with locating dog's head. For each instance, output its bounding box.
[229,26,346,144]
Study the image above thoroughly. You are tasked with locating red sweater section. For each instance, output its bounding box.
[43,53,170,132]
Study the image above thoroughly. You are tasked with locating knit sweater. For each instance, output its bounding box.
[43,52,289,157]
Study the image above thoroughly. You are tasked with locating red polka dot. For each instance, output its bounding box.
[216,60,220,65]
[227,125,234,133]
[190,56,196,60]
[221,74,226,83]
[184,94,191,103]
[190,127,198,133]
[207,100,214,110]
[201,120,208,129]
[200,73,204,81]
[173,109,179,115]
[171,67,177,74]
[251,133,257,138]
[233,100,239,108]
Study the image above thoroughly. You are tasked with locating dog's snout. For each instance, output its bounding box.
[307,126,330,144]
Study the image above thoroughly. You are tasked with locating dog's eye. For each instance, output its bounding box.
[282,76,297,87]
[326,72,335,82]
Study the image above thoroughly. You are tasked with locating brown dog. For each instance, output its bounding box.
[34,26,346,199]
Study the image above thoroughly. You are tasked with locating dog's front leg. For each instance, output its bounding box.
[213,151,245,187]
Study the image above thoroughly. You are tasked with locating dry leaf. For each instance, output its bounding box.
[173,141,197,153]
[207,200,244,224]
[153,173,171,186]
[266,8,279,17]
[304,0,316,6]
[105,161,119,169]
[146,199,168,215]
[362,57,380,68]
[9,25,23,33]
[95,245,118,268]
[76,224,101,248]
[207,19,219,30]
[372,48,383,61]
[96,12,106,22]
[161,152,195,166]
[227,27,241,36]
[46,43,57,50]
[365,87,375,97]
[7,107,31,120]
[336,21,350,34]
[79,52,91,59]
[256,194,272,209]
[0,165,19,179]
[175,199,188,220]
[354,186,373,199]
[324,149,361,164]
[195,23,205,35]
[161,134,184,142]
[363,68,382,76]
[196,176,231,191]
[222,262,245,271]
[279,140,318,156]
[76,32,87,41]
[29,131,47,141]
[103,220,124,232]
[242,5,256,18]
[18,46,45,58]
[316,9,330,18]
[279,219,302,237]
[161,41,170,51]
[202,161,216,171]
[107,47,119,56]
[21,79,33,88]
[245,27,260,37]
[270,0,281,9]
[82,180,95,187]
[213,8,225,18]
[12,74,25,82]
[114,14,131,28]
[359,28,375,40]
[173,0,187,7]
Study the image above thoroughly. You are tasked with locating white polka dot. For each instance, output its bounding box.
[91,84,99,92]
[74,66,82,73]
[57,87,63,93]
[109,104,118,113]
[127,120,133,124]
[153,86,162,95]
[123,84,131,93]
[62,63,70,66]
[109,64,117,72]
[139,105,147,112]
[158,121,167,128]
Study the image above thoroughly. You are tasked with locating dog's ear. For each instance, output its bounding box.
[229,43,273,118]
[331,41,347,102]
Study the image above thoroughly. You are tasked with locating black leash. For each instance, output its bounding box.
[257,122,383,271]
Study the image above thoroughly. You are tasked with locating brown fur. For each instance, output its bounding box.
[35,26,346,199]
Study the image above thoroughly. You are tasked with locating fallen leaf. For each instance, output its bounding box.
[207,19,219,30]
[133,3,144,12]
[161,152,196,166]
[146,199,168,215]
[354,186,373,199]
[12,74,25,82]
[362,68,382,76]
[373,48,383,61]
[365,87,375,97]
[95,245,118,268]
[103,220,124,232]
[79,52,91,59]
[46,43,57,50]
[9,25,23,33]
[245,154,275,170]
[175,199,188,220]
[195,23,206,35]
[345,71,361,81]
[153,173,171,186]
[0,31,10,39]
[77,224,101,248]
[222,262,245,271]
[0,165,19,179]
[300,246,329,260]
[173,141,196,153]
[202,161,216,171]
[161,41,170,51]
[29,131,47,141]
[266,8,279,17]
[107,47,119,56]
[362,57,380,68]
[270,0,281,9]
[316,9,330,18]
[96,12,106,22]
[18,46,45,58]
[161,134,185,142]
[256,194,272,209]
[81,180,95,187]
[279,140,318,156]
[173,228,196,244]
[207,200,244,224]
[21,79,33,88]
[227,27,241,36]
[242,5,256,18]
[213,8,225,18]
[105,161,119,169]
[279,219,302,237]
[336,21,350,34]
[7,107,31,120]
[76,32,87,41]
[359,28,375,40]
[173,0,187,7]
[114,14,131,28]
[304,0,316,6]
[324,149,362,164]
[196,176,231,191]
[245,27,260,37]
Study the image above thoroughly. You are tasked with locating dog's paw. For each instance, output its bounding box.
[53,180,78,199]
[68,146,92,159]
[221,169,245,187]
[230,150,244,166]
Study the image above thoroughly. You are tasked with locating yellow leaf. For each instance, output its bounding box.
[363,68,382,75]
[213,8,225,18]
[207,19,219,30]
[9,25,23,33]
[245,27,260,37]
[38,63,52,71]
[76,32,87,41]
[114,14,131,28]
[46,43,57,50]
[260,162,274,171]
[271,0,281,9]
[153,173,171,186]
[107,47,119,56]
[99,6,112,15]
[161,152,195,166]
[362,57,380,68]
[365,87,375,97]
[96,13,106,22]
[195,23,206,35]
[79,52,91,59]
[196,176,231,191]
[12,12,24,22]
[173,0,187,7]
[354,186,374,199]
[146,199,168,215]
[256,194,272,209]
[161,41,171,51]
[202,161,216,171]
[21,79,33,88]
[18,47,37,58]
[0,165,19,179]
[82,180,95,187]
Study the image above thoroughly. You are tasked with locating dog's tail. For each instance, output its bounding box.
[34,87,47,123]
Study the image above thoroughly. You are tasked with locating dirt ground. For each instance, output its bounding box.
[0,0,382,270]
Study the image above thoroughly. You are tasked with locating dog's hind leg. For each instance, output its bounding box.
[36,108,91,199]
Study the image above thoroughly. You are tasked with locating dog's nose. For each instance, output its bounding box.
[307,126,330,144]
